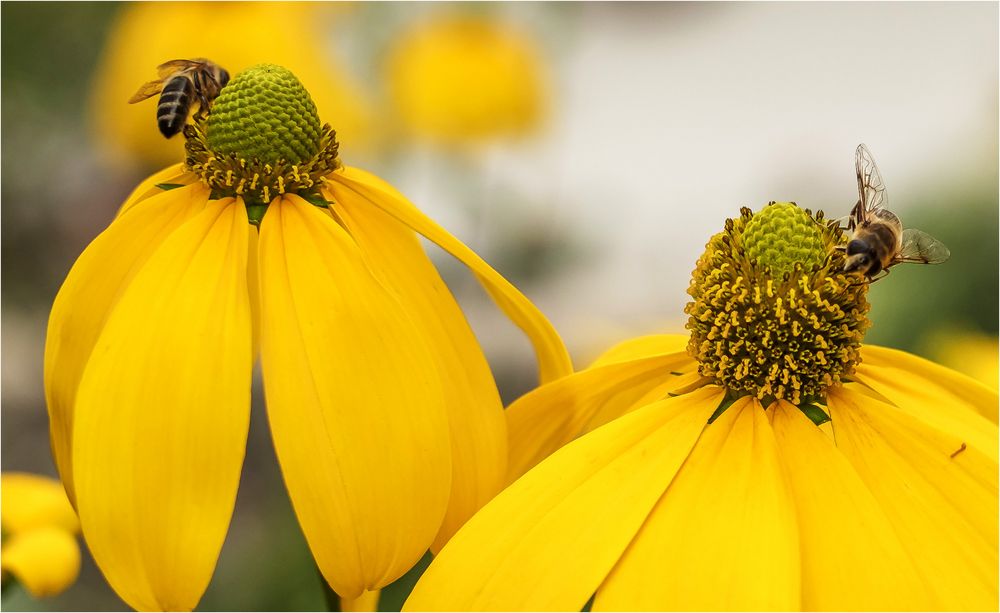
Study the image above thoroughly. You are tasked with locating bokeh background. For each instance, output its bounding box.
[2,2,997,610]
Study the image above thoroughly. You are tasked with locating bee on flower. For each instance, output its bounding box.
[404,195,998,610]
[89,2,376,169]
[46,63,571,611]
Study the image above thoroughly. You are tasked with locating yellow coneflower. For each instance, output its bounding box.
[1,473,81,598]
[90,2,375,169]
[404,202,998,611]
[47,64,571,611]
[385,14,547,144]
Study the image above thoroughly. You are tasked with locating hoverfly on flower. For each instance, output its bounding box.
[841,143,950,279]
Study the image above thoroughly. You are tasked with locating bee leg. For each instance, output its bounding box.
[867,268,891,284]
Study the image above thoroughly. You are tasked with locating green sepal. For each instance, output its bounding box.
[299,192,331,208]
[247,205,268,226]
[246,201,268,226]
[798,402,831,426]
[708,394,740,424]
[155,183,186,191]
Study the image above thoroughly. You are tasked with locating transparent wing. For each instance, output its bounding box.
[852,143,888,227]
[155,59,197,78]
[897,228,950,264]
[127,79,165,103]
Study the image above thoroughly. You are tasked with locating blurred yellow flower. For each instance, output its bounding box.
[89,2,375,170]
[924,328,999,390]
[48,64,570,611]
[405,203,999,611]
[1,473,80,598]
[385,14,547,144]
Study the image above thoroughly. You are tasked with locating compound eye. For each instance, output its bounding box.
[219,69,230,87]
[846,239,867,256]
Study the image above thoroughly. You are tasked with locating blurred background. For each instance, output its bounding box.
[2,2,997,610]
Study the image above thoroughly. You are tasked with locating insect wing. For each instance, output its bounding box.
[897,228,950,264]
[155,59,198,78]
[128,79,165,103]
[855,144,888,221]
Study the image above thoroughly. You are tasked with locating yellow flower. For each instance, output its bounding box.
[404,202,999,611]
[90,2,375,170]
[924,328,999,390]
[385,14,547,143]
[1,473,81,598]
[47,64,571,611]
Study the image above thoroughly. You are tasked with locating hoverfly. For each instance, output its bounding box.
[840,144,950,279]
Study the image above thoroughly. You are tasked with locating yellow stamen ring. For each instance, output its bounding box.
[684,203,870,406]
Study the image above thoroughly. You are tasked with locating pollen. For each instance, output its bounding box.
[684,202,870,406]
[182,64,341,222]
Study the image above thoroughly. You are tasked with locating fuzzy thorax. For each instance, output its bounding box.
[684,202,870,406]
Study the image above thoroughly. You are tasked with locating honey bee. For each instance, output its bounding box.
[841,144,950,279]
[128,59,230,138]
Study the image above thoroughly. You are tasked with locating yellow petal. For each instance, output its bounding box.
[258,196,451,598]
[769,401,935,610]
[72,200,252,611]
[340,589,380,612]
[858,344,999,423]
[321,186,506,552]
[587,333,690,367]
[828,387,999,610]
[595,398,800,612]
[247,225,262,360]
[505,351,698,482]
[115,164,194,218]
[0,473,77,535]
[44,183,210,503]
[851,359,998,465]
[403,386,723,612]
[326,166,572,383]
[1,527,80,598]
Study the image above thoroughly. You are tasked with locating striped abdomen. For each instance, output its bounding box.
[157,75,194,138]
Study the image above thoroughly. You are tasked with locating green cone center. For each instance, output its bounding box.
[206,64,322,164]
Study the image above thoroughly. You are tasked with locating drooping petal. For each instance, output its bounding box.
[587,333,690,367]
[0,527,81,598]
[505,351,698,482]
[72,200,252,611]
[321,185,506,552]
[858,344,998,423]
[44,183,211,503]
[828,387,999,610]
[595,398,800,612]
[246,225,262,360]
[115,164,196,217]
[0,473,78,535]
[403,386,723,612]
[340,589,380,612]
[258,196,451,598]
[326,167,572,383]
[769,401,935,610]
